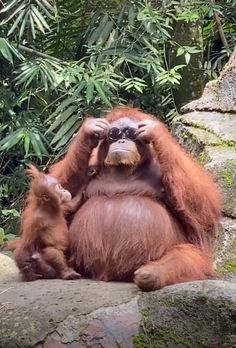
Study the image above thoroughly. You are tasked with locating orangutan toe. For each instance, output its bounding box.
[61,270,81,280]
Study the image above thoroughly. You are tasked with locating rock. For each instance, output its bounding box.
[0,278,235,347]
[216,217,236,278]
[171,127,236,276]
[181,47,236,113]
[204,146,236,218]
[172,49,236,277]
[175,111,236,143]
[0,279,139,348]
[172,121,236,219]
[171,121,222,158]
[137,280,236,348]
[0,253,19,281]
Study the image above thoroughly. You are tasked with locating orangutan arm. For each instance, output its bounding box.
[50,118,109,195]
[136,120,221,247]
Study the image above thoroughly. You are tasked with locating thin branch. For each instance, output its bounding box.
[210,0,228,48]
[18,44,66,63]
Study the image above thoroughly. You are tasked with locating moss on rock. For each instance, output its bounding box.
[136,281,236,348]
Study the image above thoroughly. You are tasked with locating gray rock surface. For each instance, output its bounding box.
[205,146,236,218]
[173,49,236,277]
[0,277,140,348]
[137,280,236,348]
[181,47,236,112]
[0,253,19,280]
[0,276,235,348]
[216,217,236,277]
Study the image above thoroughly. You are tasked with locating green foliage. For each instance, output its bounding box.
[0,0,235,234]
[0,0,56,39]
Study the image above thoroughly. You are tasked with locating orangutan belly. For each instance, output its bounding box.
[69,196,183,281]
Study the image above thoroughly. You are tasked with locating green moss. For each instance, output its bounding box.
[135,302,193,348]
[134,331,192,348]
[133,333,147,348]
[216,143,236,150]
[232,238,236,248]
[219,160,235,188]
[133,333,152,348]
[223,261,236,274]
[198,151,210,165]
[222,170,234,188]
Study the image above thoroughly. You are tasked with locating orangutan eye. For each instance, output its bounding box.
[108,127,122,141]
[108,127,137,141]
[124,127,137,140]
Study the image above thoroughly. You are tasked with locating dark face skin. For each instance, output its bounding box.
[104,118,144,167]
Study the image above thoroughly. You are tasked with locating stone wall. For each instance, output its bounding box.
[172,48,236,277]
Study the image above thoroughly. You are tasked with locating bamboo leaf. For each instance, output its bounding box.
[29,13,36,39]
[0,129,24,150]
[0,38,13,64]
[185,52,191,64]
[34,133,48,155]
[7,9,25,36]
[31,9,45,34]
[74,81,86,95]
[55,120,82,149]
[94,80,111,106]
[88,13,109,46]
[24,69,39,88]
[19,12,27,40]
[24,132,30,155]
[0,0,18,13]
[35,0,55,19]
[30,133,42,160]
[15,66,38,86]
[5,40,24,60]
[0,2,26,24]
[46,96,78,122]
[98,21,113,45]
[51,112,79,145]
[86,79,95,104]
[47,105,78,133]
[31,5,50,30]
[41,0,55,12]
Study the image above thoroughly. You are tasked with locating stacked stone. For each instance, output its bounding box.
[173,48,236,278]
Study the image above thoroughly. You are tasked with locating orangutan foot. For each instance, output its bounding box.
[134,266,161,291]
[61,269,81,280]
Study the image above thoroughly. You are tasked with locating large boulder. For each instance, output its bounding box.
[0,276,235,348]
[172,48,236,277]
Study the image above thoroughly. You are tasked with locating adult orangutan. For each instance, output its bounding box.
[47,107,221,291]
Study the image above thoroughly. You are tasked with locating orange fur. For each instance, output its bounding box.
[14,165,81,281]
[47,107,221,290]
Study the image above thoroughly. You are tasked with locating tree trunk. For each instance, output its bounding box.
[168,19,204,110]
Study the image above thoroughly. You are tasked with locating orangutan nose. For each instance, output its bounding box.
[117,139,126,143]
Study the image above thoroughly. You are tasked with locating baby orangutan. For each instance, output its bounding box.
[10,165,82,281]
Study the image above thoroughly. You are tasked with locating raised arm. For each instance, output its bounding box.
[50,118,109,195]
[136,119,221,247]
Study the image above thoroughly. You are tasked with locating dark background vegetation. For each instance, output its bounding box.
[0,0,235,242]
